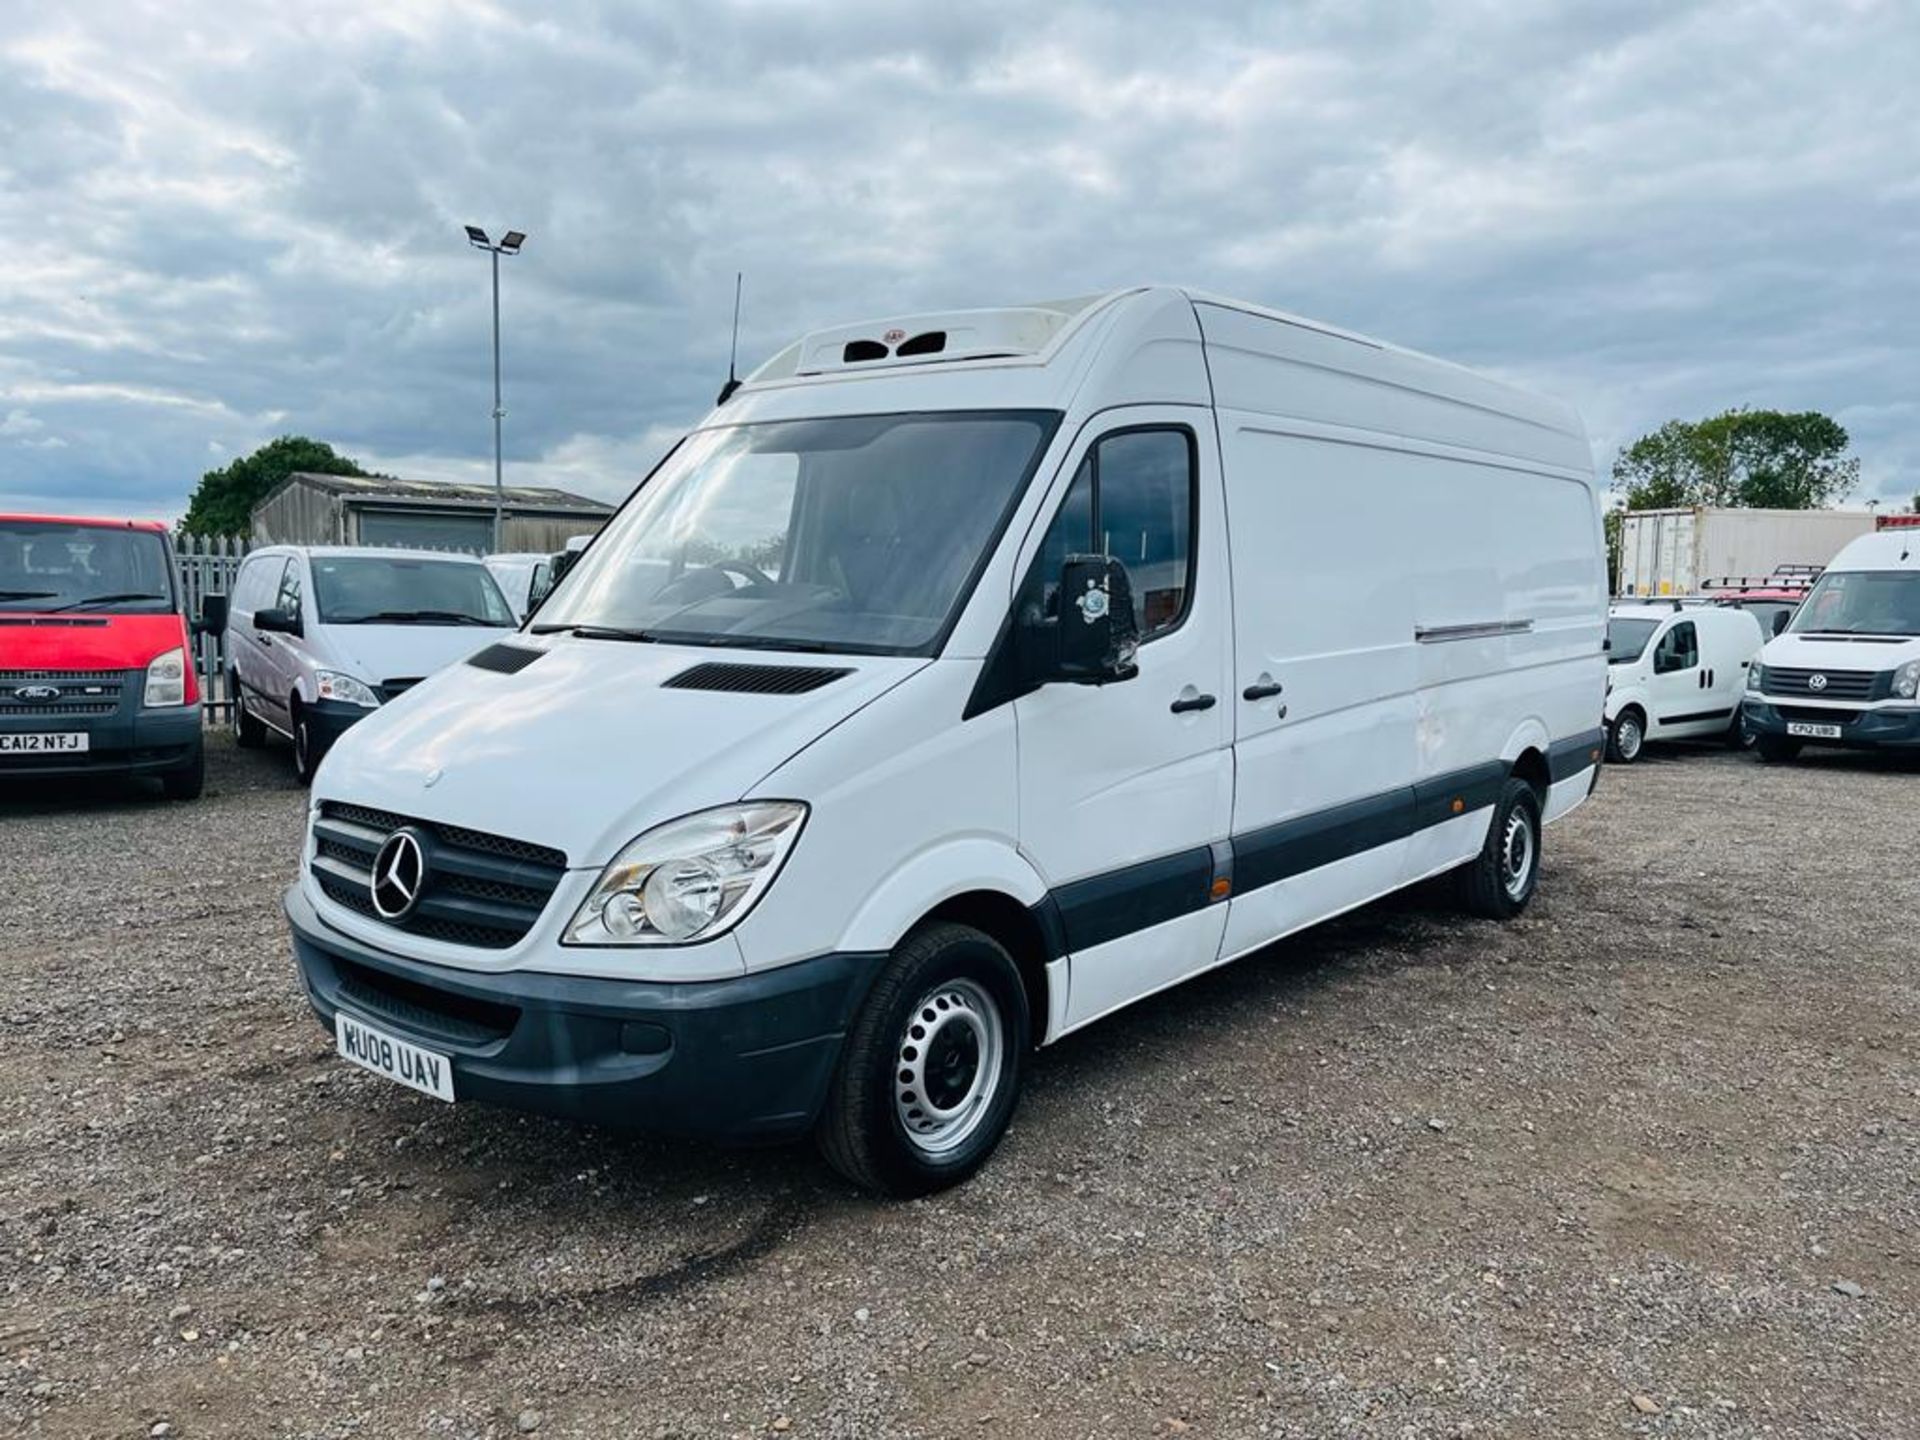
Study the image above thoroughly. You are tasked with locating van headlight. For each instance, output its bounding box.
[1747,662,1764,692]
[564,802,807,946]
[143,647,187,707]
[1894,659,1920,700]
[315,670,380,708]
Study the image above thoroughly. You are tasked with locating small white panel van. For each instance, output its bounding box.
[283,288,1608,1194]
[1743,529,1920,761]
[1602,602,1764,761]
[226,546,516,781]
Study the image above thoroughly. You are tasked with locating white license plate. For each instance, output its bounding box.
[335,1012,454,1102]
[1787,722,1843,739]
[0,732,89,753]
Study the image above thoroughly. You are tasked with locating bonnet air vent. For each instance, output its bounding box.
[662,662,852,695]
[842,339,889,363]
[894,330,946,357]
[467,643,546,675]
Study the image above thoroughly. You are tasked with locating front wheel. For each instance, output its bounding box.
[1456,777,1542,920]
[816,922,1029,1197]
[1755,734,1801,764]
[160,742,205,801]
[1606,709,1645,764]
[291,700,321,786]
[1725,708,1757,750]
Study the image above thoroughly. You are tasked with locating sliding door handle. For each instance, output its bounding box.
[1242,681,1284,701]
[1170,692,1217,714]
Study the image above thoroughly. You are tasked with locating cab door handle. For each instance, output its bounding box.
[1170,692,1217,714]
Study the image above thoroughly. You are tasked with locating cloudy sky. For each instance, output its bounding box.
[2,0,1915,522]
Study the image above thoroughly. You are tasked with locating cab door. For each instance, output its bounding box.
[1011,411,1234,1032]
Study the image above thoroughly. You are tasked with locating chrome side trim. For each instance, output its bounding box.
[1414,619,1535,644]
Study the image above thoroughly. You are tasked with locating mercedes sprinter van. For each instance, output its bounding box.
[284,288,1608,1194]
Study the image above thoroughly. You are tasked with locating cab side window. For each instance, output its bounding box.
[1032,427,1195,641]
[1653,620,1698,673]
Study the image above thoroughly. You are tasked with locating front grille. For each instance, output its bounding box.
[0,670,126,717]
[1761,666,1881,701]
[310,802,567,949]
[334,957,519,1045]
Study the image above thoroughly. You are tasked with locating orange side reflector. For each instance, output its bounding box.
[1450,797,1465,814]
[1210,877,1232,901]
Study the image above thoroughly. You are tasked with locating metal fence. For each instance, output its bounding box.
[173,533,248,719]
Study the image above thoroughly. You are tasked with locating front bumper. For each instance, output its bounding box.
[0,674,202,780]
[304,698,375,756]
[1744,698,1920,749]
[286,884,883,1143]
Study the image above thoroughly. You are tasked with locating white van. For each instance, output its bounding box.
[482,551,555,621]
[226,546,516,781]
[1743,529,1920,761]
[283,288,1607,1194]
[1602,602,1764,761]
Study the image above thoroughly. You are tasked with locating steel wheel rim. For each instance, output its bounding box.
[894,977,1004,1157]
[1617,718,1642,760]
[1501,808,1536,901]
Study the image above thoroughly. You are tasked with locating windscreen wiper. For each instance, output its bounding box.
[339,610,496,626]
[0,589,58,600]
[44,592,167,612]
[529,622,658,642]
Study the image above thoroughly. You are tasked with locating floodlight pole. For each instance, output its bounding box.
[465,225,525,553]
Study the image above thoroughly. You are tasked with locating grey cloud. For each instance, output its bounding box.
[1,0,1915,520]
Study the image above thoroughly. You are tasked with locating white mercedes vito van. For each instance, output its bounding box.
[1743,528,1920,761]
[285,288,1608,1194]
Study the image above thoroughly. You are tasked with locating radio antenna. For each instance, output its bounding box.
[716,272,744,405]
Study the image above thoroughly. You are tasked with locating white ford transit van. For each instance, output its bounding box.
[1743,529,1920,761]
[1602,601,1764,761]
[285,288,1607,1194]
[227,546,517,782]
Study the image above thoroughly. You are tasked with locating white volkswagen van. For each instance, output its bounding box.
[1602,601,1764,761]
[285,288,1607,1194]
[1743,528,1920,761]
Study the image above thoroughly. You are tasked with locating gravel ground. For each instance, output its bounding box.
[1,734,1916,1439]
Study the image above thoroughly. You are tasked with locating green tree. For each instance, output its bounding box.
[181,436,375,537]
[1611,408,1858,511]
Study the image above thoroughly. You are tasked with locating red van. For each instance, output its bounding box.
[1,514,208,799]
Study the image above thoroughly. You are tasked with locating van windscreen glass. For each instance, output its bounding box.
[1788,570,1920,637]
[1606,617,1659,662]
[0,521,175,613]
[312,557,515,626]
[534,410,1058,656]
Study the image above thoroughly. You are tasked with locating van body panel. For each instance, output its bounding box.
[316,637,930,868]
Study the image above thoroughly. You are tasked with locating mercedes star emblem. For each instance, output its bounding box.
[370,829,428,920]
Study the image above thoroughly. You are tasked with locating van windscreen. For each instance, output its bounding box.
[0,520,175,614]
[1789,570,1920,637]
[313,557,515,626]
[1606,617,1659,662]
[533,410,1058,656]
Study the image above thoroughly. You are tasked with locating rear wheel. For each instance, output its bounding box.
[1755,734,1801,764]
[231,674,266,748]
[816,921,1029,1197]
[1606,708,1645,764]
[1456,777,1542,920]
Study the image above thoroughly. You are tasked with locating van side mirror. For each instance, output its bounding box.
[1021,554,1140,686]
[1772,611,1790,636]
[195,593,228,636]
[255,606,302,638]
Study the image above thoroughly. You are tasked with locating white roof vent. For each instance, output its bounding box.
[749,294,1116,383]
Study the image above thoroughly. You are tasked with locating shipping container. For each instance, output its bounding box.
[1616,507,1875,597]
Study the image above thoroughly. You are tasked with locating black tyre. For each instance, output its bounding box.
[231,674,266,748]
[160,741,205,801]
[291,698,322,785]
[1724,707,1756,750]
[1606,708,1645,764]
[1755,734,1801,764]
[1456,776,1542,920]
[816,921,1029,1197]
